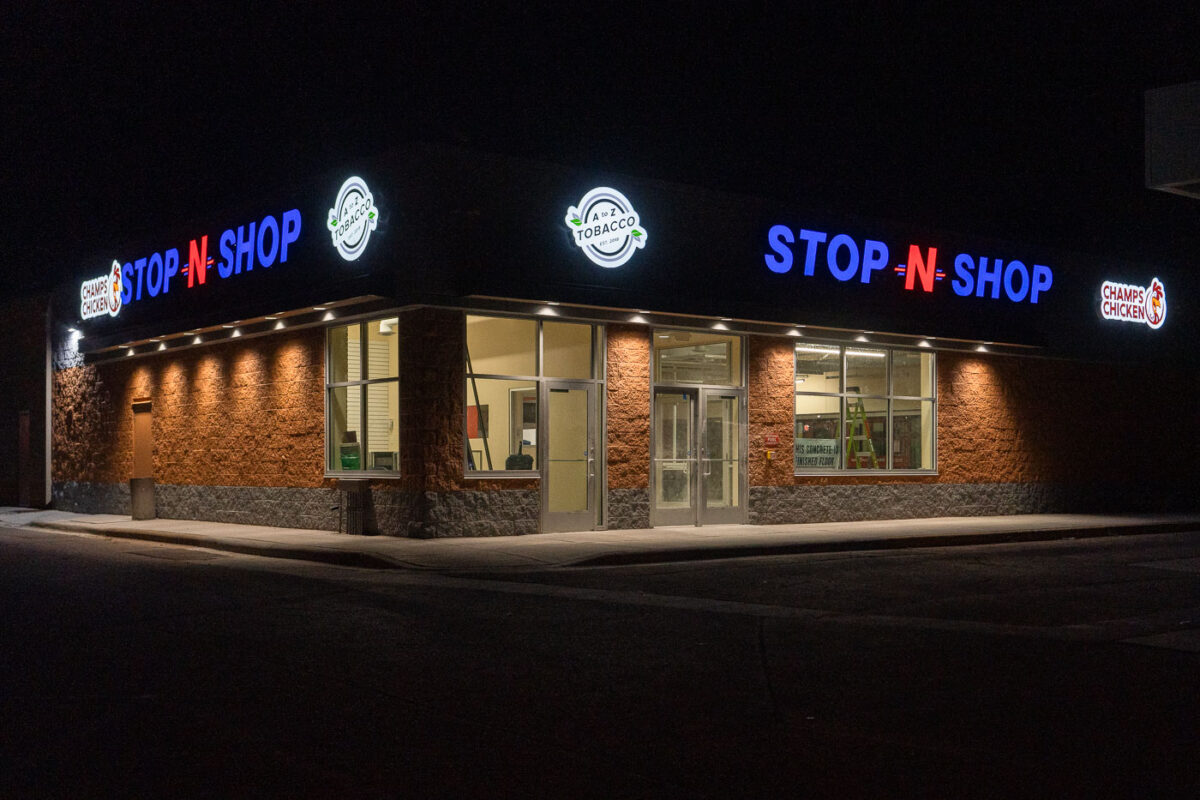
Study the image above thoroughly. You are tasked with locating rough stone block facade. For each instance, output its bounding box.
[49,315,1196,537]
[606,324,651,492]
[52,308,540,537]
[745,335,1200,521]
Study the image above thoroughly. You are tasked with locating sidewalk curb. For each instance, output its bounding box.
[23,518,1199,572]
[27,521,406,570]
[567,522,1200,567]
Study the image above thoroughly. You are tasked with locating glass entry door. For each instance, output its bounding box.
[541,381,598,532]
[652,388,745,526]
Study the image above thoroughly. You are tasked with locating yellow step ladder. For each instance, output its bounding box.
[846,397,879,469]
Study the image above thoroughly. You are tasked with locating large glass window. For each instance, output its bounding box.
[654,330,744,386]
[794,345,935,472]
[464,314,600,474]
[327,317,399,473]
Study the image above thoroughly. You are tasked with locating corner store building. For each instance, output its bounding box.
[52,146,1197,536]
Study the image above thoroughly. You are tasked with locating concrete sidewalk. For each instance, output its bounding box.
[3,507,1198,572]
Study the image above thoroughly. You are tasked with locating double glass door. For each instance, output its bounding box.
[652,388,745,526]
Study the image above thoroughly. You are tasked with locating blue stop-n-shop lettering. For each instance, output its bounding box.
[118,209,301,307]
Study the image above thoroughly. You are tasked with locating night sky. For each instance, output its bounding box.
[4,4,1200,302]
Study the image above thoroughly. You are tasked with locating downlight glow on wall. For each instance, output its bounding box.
[327,176,379,261]
[565,187,646,268]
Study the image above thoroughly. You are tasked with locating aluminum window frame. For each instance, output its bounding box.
[793,344,937,475]
[324,316,402,479]
[463,313,604,478]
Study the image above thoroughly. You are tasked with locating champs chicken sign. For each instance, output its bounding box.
[80,260,124,320]
[1100,277,1167,330]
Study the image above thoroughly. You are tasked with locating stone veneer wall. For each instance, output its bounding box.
[746,335,1200,523]
[54,318,1192,536]
[51,309,542,537]
[606,325,651,529]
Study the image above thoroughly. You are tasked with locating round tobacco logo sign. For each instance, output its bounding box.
[565,187,646,268]
[327,176,379,261]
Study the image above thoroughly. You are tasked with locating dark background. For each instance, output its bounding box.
[4,4,1200,309]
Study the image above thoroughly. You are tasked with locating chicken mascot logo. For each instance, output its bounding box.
[1144,277,1166,330]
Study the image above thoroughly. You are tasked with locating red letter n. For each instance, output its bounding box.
[905,245,937,293]
[188,235,208,288]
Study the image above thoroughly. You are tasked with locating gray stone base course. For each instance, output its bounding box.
[51,482,538,537]
[747,482,1146,524]
[53,481,130,516]
[57,480,1186,537]
[366,488,423,537]
[417,489,541,538]
[608,488,650,529]
[155,484,342,531]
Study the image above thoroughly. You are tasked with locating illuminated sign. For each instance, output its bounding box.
[108,209,302,313]
[565,187,646,268]
[327,176,379,261]
[1100,277,1166,329]
[80,260,124,319]
[764,225,1053,304]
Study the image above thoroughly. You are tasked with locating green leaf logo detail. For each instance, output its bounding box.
[368,211,376,220]
[632,229,642,237]
[330,218,338,227]
[571,218,582,226]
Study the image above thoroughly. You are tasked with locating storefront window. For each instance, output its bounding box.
[464,314,600,474]
[654,330,743,386]
[326,317,400,474]
[794,345,935,471]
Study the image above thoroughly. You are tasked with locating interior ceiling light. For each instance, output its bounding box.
[796,345,839,354]
[847,348,886,358]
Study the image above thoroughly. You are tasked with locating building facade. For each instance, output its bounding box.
[48,146,1199,535]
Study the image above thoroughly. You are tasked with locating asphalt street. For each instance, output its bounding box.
[2,523,1198,798]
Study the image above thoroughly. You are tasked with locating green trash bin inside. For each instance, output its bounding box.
[339,433,361,470]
